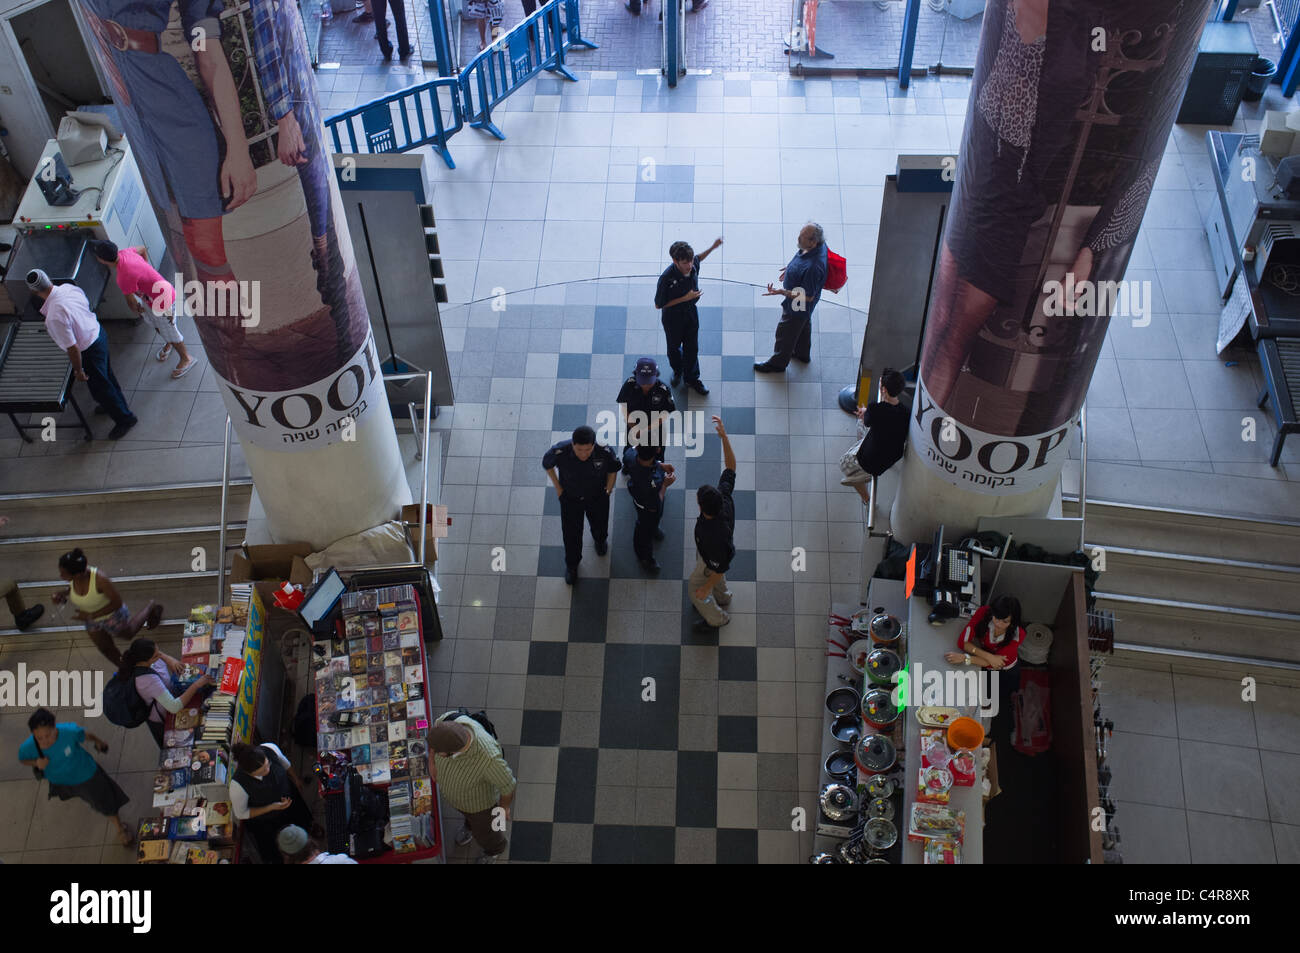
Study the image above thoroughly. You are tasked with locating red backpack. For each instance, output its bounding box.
[825,249,847,293]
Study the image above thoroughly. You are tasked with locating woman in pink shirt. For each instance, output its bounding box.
[120,638,212,748]
[92,240,198,379]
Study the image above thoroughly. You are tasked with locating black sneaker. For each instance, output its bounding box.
[670,371,682,387]
[107,417,139,440]
[14,604,43,631]
[640,558,660,573]
[564,567,577,585]
[595,539,608,556]
[689,380,709,396]
[793,354,811,364]
[753,362,783,373]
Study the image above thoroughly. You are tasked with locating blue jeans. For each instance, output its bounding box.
[81,328,133,426]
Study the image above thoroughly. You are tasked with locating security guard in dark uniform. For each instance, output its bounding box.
[543,425,621,585]
[622,444,676,573]
[617,357,675,463]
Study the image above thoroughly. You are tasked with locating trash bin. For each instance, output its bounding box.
[1244,56,1277,102]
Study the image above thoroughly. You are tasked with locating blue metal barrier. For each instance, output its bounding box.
[327,76,464,168]
[325,0,595,166]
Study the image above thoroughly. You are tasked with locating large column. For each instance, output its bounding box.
[892,0,1213,541]
[78,0,409,546]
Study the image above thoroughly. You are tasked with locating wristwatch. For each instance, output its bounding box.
[963,654,971,666]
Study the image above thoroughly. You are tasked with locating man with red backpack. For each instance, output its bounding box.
[755,222,839,373]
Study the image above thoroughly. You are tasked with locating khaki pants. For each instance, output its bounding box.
[688,556,731,627]
[1,578,25,618]
[462,806,508,856]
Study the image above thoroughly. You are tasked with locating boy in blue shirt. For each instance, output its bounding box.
[18,708,132,846]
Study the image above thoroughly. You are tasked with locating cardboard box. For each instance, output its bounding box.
[400,504,447,565]
[229,543,314,616]
[983,743,1001,803]
[1261,111,1295,158]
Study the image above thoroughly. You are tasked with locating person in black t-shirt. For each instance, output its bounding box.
[623,444,676,572]
[842,368,909,504]
[655,236,722,396]
[543,425,622,585]
[617,357,675,463]
[690,415,736,628]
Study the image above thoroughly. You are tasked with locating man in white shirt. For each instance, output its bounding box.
[26,268,137,440]
[276,824,358,864]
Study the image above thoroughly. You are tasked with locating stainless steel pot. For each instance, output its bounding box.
[819,783,859,823]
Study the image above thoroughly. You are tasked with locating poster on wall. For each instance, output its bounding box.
[77,0,377,451]
[912,0,1212,493]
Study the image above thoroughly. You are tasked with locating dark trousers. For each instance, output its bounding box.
[766,307,813,369]
[559,492,609,568]
[146,718,165,748]
[247,785,314,864]
[373,0,411,54]
[662,313,700,383]
[462,805,509,855]
[81,329,133,425]
[522,0,544,13]
[632,505,661,561]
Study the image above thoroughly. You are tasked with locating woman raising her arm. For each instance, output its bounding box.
[52,549,162,667]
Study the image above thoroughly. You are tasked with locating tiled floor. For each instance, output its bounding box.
[1099,660,1300,864]
[8,17,1300,863]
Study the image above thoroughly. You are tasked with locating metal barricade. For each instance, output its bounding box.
[325,76,464,168]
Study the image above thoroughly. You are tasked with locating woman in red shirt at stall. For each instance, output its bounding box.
[945,594,1025,671]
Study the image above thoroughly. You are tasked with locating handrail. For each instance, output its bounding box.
[217,414,232,608]
[324,0,595,167]
[1078,400,1087,552]
[385,370,436,567]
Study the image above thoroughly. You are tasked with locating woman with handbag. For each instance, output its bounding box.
[18,708,133,847]
[229,742,315,864]
[463,0,505,51]
[839,368,909,504]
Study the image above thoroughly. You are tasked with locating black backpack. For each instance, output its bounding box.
[102,666,164,728]
[450,707,498,740]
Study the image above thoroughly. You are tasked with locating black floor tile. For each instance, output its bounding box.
[716,828,759,864]
[552,403,589,431]
[592,825,637,864]
[723,549,756,583]
[520,709,563,746]
[528,642,568,676]
[557,353,592,378]
[536,545,568,577]
[600,645,643,747]
[634,826,677,863]
[642,644,682,681]
[676,751,718,827]
[718,646,757,681]
[730,490,756,521]
[554,747,600,823]
[568,578,610,642]
[721,406,756,433]
[717,715,758,752]
[509,822,554,862]
[593,326,626,354]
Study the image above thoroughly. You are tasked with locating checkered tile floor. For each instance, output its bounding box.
[426,282,866,863]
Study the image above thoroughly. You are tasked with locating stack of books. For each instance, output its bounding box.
[229,582,253,626]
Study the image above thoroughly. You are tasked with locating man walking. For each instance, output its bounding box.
[624,445,675,573]
[28,269,137,439]
[543,425,621,585]
[690,415,736,629]
[91,240,197,379]
[755,222,828,373]
[617,357,675,462]
[429,712,516,863]
[18,708,133,847]
[655,236,722,396]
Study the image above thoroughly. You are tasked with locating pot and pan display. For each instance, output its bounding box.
[829,712,861,745]
[861,688,900,730]
[824,748,857,784]
[854,733,897,776]
[867,612,902,646]
[820,783,859,823]
[865,647,903,687]
[826,687,860,717]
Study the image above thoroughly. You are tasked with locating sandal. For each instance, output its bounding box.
[171,358,197,379]
[145,603,164,630]
[156,343,172,362]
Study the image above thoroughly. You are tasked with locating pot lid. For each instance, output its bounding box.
[867,648,902,678]
[865,775,896,799]
[864,817,898,850]
[869,613,902,641]
[862,689,899,722]
[820,783,858,820]
[856,733,897,771]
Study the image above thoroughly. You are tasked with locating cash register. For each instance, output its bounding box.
[916,525,984,624]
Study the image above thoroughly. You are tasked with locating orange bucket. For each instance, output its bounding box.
[947,716,985,751]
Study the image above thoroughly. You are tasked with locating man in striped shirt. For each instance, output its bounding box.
[429,713,517,863]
